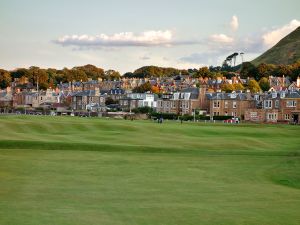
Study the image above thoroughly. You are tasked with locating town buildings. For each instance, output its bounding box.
[1,75,300,124]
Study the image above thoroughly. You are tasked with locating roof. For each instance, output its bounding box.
[209,92,251,100]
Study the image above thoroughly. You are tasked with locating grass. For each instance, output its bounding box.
[0,115,300,225]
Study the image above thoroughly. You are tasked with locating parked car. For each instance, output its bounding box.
[224,117,240,124]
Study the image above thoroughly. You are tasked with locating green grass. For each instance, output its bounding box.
[0,115,300,225]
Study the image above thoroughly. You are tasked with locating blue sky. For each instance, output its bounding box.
[0,0,300,73]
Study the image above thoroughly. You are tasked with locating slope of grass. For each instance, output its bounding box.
[252,26,300,65]
[0,115,300,225]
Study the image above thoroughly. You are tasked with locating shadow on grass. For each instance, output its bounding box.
[1,140,299,158]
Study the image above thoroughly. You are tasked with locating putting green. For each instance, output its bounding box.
[0,116,300,225]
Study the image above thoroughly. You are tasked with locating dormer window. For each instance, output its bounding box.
[230,92,237,98]
[272,92,277,98]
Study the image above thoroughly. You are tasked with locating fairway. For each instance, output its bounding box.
[0,116,300,225]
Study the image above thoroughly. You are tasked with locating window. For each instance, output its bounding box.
[285,114,290,120]
[225,101,228,108]
[213,101,220,108]
[286,100,297,107]
[233,101,237,109]
[264,100,272,109]
[275,100,279,108]
[267,113,277,121]
[186,102,189,109]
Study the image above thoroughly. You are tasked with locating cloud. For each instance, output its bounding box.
[210,34,234,43]
[54,30,199,48]
[181,19,300,66]
[140,55,151,60]
[262,19,300,48]
[230,15,239,31]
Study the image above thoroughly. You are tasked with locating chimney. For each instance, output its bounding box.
[246,89,251,100]
[297,76,300,88]
[95,87,100,96]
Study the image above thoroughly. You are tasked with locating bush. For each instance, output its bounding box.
[179,115,210,121]
[213,115,235,120]
[132,106,153,114]
[150,112,178,120]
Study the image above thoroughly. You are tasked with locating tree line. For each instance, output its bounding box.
[0,65,121,89]
[1,61,299,90]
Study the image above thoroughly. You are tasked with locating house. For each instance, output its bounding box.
[156,88,201,115]
[101,88,126,102]
[0,87,13,110]
[119,93,157,111]
[31,89,58,108]
[208,91,254,118]
[245,91,300,124]
[72,88,105,112]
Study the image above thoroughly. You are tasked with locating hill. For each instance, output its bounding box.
[252,26,300,65]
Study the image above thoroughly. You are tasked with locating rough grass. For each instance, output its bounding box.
[0,115,300,225]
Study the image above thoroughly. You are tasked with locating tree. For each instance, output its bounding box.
[74,64,105,80]
[28,66,49,88]
[70,69,88,82]
[151,85,160,94]
[257,63,274,78]
[105,70,121,80]
[10,68,30,80]
[275,64,292,77]
[132,82,152,93]
[221,83,234,93]
[233,83,245,91]
[123,72,134,78]
[258,77,270,92]
[194,67,211,78]
[248,79,261,93]
[0,69,12,88]
[240,62,258,79]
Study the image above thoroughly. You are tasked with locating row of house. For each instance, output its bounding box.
[1,75,300,124]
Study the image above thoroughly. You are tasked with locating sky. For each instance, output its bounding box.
[0,0,300,73]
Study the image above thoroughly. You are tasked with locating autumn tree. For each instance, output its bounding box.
[257,63,275,78]
[70,69,88,82]
[247,79,261,93]
[151,85,160,94]
[105,70,121,80]
[240,62,258,79]
[194,67,211,78]
[28,67,49,90]
[258,77,270,92]
[132,82,152,93]
[75,65,105,80]
[233,83,244,91]
[221,83,234,93]
[0,69,12,88]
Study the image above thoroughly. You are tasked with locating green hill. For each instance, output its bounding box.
[252,26,300,65]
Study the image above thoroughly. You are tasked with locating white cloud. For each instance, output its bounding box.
[139,55,151,60]
[262,19,300,48]
[230,15,239,31]
[55,30,180,47]
[210,34,234,43]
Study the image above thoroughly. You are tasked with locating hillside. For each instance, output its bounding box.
[252,26,300,65]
